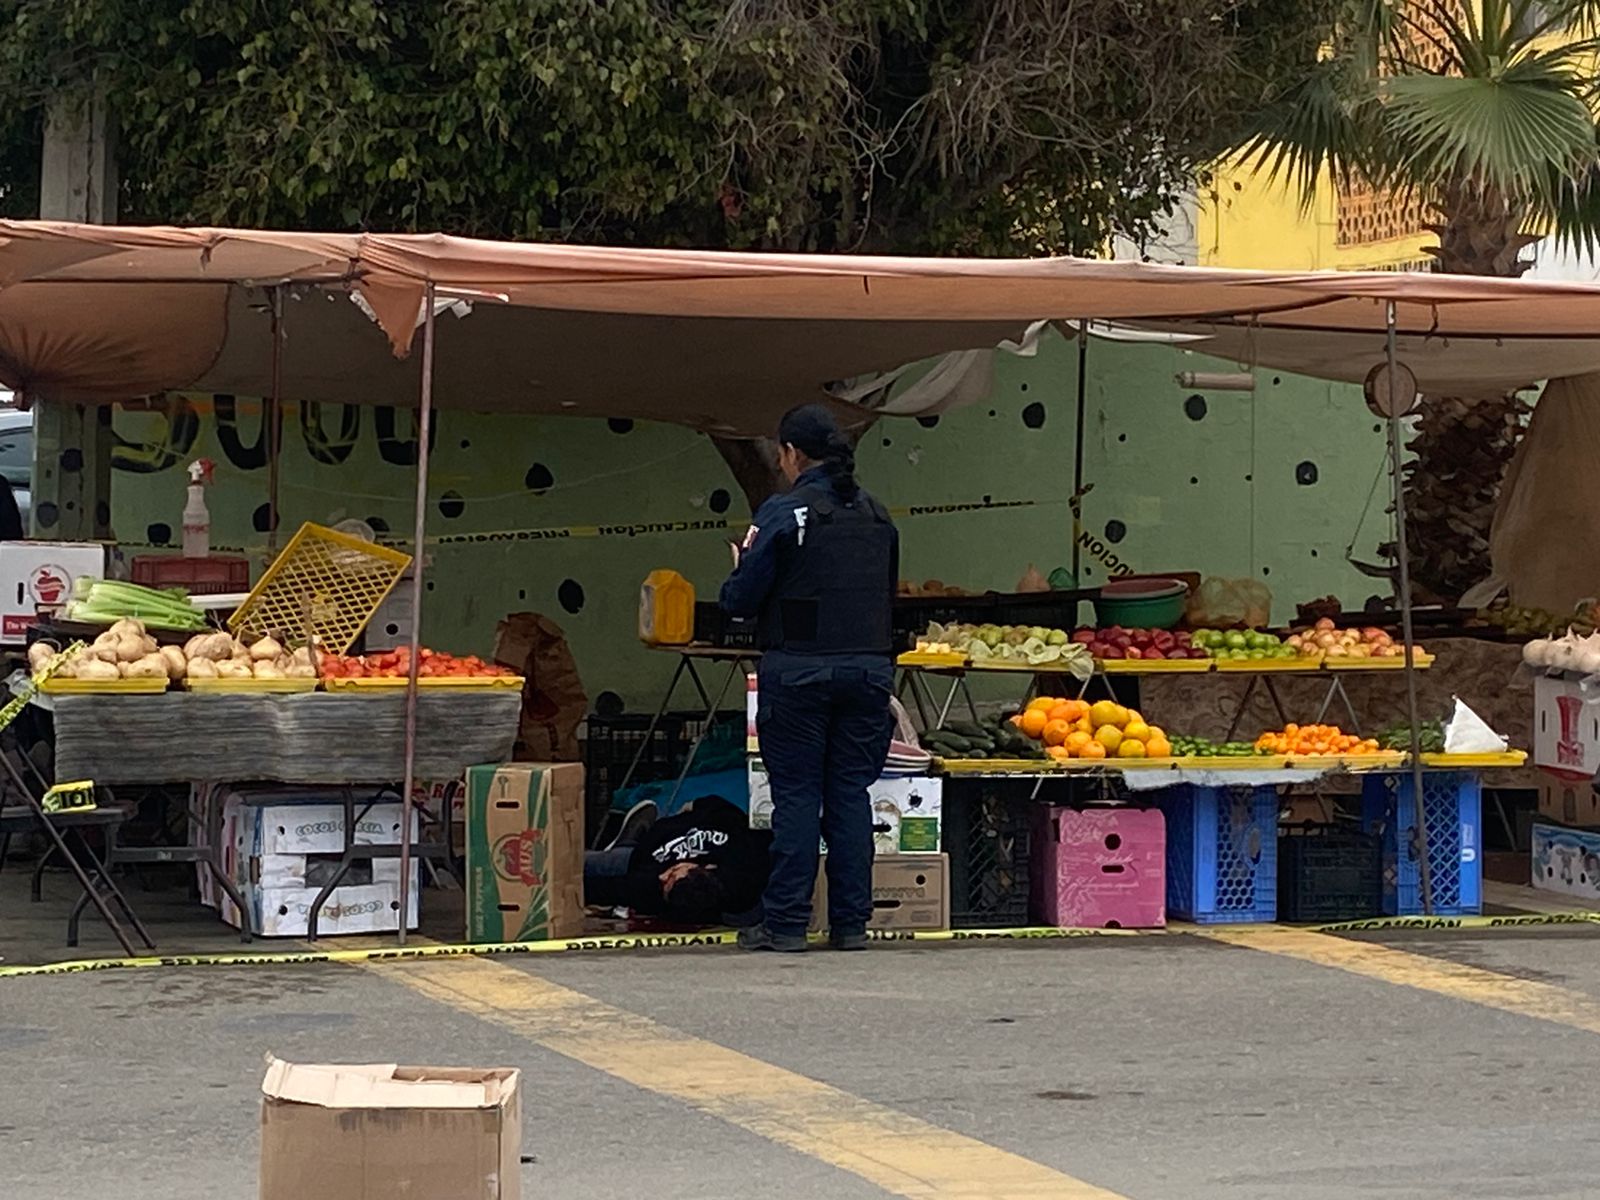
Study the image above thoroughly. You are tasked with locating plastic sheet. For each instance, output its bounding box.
[50,692,520,785]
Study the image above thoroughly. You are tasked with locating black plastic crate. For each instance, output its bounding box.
[944,779,1034,927]
[1277,822,1382,923]
[693,601,759,649]
[581,712,717,841]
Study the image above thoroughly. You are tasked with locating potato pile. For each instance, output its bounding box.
[33,619,317,684]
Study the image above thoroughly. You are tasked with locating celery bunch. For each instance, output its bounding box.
[66,578,208,630]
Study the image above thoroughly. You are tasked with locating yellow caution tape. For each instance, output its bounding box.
[3,911,1595,978]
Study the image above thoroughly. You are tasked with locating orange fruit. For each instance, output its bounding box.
[1020,709,1049,739]
[1117,738,1146,758]
[1028,696,1058,713]
[1047,703,1076,724]
[1095,725,1123,753]
[1046,745,1072,762]
[1059,698,1090,722]
[1074,715,1095,735]
[1065,730,1093,754]
[1146,734,1172,758]
[1042,719,1072,747]
[1089,700,1124,728]
[1123,719,1151,743]
[1079,740,1107,760]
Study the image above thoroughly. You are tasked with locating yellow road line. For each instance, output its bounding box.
[370,954,1126,1200]
[1199,925,1600,1035]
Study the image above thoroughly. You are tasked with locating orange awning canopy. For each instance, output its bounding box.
[5,219,1600,433]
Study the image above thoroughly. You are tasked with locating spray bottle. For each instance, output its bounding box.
[182,458,215,558]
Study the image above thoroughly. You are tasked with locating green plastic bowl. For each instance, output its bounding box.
[1093,579,1188,630]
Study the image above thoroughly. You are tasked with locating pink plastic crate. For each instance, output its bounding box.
[1032,806,1167,929]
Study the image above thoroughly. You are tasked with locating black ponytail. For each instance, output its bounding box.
[778,403,859,499]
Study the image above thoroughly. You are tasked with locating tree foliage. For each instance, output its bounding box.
[0,0,1328,255]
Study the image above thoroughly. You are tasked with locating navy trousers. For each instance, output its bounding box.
[756,654,894,936]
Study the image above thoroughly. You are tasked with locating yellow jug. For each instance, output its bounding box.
[639,569,695,645]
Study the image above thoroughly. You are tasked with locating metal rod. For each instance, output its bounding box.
[1071,323,1088,585]
[1385,299,1435,915]
[398,283,438,946]
[266,286,285,555]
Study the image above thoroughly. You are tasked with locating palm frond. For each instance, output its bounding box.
[1379,66,1597,202]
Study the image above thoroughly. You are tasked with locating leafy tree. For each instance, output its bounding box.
[1237,0,1600,599]
[0,1,1330,502]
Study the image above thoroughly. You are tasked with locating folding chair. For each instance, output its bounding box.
[0,752,153,957]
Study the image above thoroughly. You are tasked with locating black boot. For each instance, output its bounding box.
[829,929,869,951]
[736,924,807,953]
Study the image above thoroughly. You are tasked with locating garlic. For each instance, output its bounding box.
[290,645,313,668]
[1524,637,1555,668]
[108,618,145,639]
[77,658,120,681]
[92,631,122,663]
[184,633,209,659]
[252,661,286,679]
[215,659,253,679]
[159,645,188,680]
[192,632,235,661]
[115,635,146,663]
[231,640,253,662]
[185,657,219,679]
[250,636,285,662]
[285,663,318,679]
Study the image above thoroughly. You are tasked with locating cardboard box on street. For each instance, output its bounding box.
[465,762,584,943]
[811,853,949,933]
[1534,674,1600,775]
[1537,768,1600,829]
[259,1057,521,1200]
[1532,822,1600,903]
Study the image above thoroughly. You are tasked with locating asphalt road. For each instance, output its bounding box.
[5,926,1600,1199]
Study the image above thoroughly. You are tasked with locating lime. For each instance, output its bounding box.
[1224,631,1247,649]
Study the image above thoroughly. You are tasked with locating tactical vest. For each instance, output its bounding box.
[759,481,895,656]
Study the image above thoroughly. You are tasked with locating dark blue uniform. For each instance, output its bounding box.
[720,466,899,937]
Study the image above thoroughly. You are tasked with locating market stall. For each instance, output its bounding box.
[2,220,1596,952]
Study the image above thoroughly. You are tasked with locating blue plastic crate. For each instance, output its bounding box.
[1360,771,1482,916]
[1157,785,1278,923]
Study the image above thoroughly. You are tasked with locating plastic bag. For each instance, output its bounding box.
[1186,577,1273,628]
[1443,696,1509,754]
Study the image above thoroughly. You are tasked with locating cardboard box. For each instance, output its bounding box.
[216,792,421,936]
[465,762,584,943]
[811,853,949,932]
[1531,822,1600,902]
[0,540,105,641]
[1537,768,1600,829]
[747,759,943,854]
[229,881,419,937]
[1534,674,1600,775]
[260,1057,521,1200]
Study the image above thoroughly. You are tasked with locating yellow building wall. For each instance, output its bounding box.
[1196,154,1434,272]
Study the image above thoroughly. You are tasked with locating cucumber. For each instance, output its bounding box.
[926,731,972,753]
[963,748,988,759]
[946,719,987,740]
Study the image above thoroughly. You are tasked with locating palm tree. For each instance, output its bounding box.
[1238,0,1600,600]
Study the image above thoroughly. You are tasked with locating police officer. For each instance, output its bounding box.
[720,403,898,952]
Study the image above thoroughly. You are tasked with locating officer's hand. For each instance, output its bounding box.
[728,540,741,568]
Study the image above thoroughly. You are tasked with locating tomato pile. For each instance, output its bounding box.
[318,647,514,679]
[1253,724,1381,757]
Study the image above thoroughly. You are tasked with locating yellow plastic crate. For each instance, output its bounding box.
[228,522,412,655]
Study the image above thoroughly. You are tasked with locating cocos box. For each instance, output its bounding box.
[465,763,584,943]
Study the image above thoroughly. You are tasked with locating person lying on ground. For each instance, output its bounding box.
[584,795,771,926]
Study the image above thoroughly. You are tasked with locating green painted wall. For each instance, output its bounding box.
[107,330,1390,709]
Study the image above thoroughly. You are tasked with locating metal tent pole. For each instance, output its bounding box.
[1384,299,1434,914]
[266,286,285,555]
[397,282,438,946]
[1071,323,1088,585]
